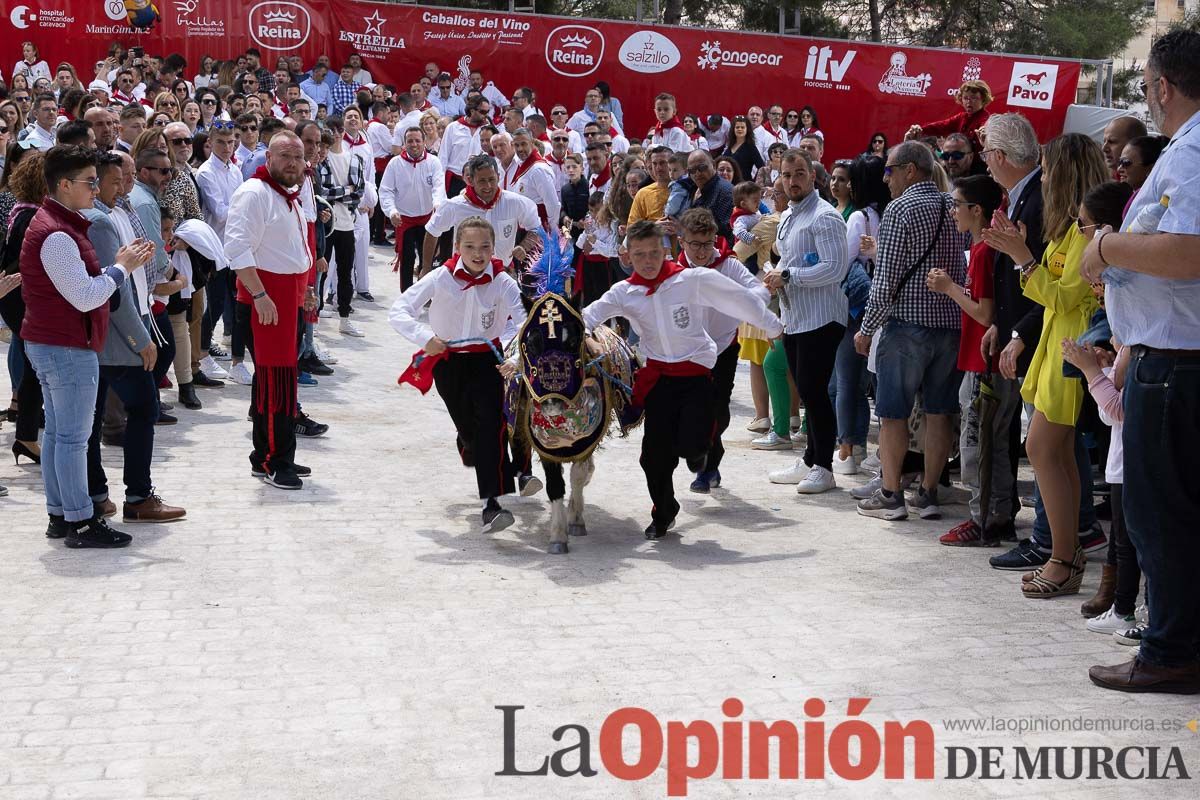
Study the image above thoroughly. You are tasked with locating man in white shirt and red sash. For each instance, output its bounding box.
[224,132,316,490]
[582,220,783,539]
[507,128,560,230]
[366,100,395,247]
[381,125,446,290]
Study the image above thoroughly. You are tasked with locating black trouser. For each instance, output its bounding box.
[640,374,714,526]
[370,168,388,243]
[1108,485,1142,616]
[437,174,467,263]
[242,300,298,473]
[785,321,845,471]
[397,224,425,291]
[202,268,236,352]
[152,309,176,386]
[703,338,741,474]
[326,228,356,317]
[86,364,159,502]
[13,337,43,442]
[433,351,515,500]
[1122,348,1200,667]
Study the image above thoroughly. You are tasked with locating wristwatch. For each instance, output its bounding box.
[1011,330,1021,341]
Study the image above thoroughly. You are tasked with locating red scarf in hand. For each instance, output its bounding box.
[677,244,735,270]
[445,253,504,289]
[463,184,500,211]
[399,149,427,166]
[627,258,685,295]
[343,132,366,147]
[654,116,683,136]
[589,162,611,191]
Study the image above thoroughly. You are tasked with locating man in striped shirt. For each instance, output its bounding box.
[854,141,970,521]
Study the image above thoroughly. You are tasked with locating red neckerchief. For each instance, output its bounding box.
[444,253,503,289]
[677,245,734,270]
[730,207,757,226]
[510,150,544,185]
[112,90,135,104]
[252,164,301,205]
[275,101,289,116]
[761,121,782,138]
[343,132,366,147]
[399,148,427,166]
[536,132,551,143]
[627,258,685,295]
[589,162,611,191]
[456,115,481,131]
[654,116,683,136]
[546,152,566,167]
[689,131,703,142]
[418,100,433,111]
[607,126,620,138]
[464,185,500,211]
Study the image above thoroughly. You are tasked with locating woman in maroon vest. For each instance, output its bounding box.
[19,145,153,549]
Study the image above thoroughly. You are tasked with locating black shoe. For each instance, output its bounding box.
[356,291,376,302]
[178,382,202,410]
[46,514,70,539]
[65,516,133,548]
[299,355,334,376]
[989,538,1050,571]
[294,412,329,438]
[983,518,1018,544]
[192,370,224,388]
[156,411,178,425]
[518,473,543,497]
[158,400,174,412]
[252,461,311,477]
[643,518,676,540]
[263,468,303,490]
[482,500,514,533]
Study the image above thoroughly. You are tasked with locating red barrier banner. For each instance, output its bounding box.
[4,1,1081,159]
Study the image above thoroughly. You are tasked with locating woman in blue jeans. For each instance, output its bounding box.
[18,145,153,548]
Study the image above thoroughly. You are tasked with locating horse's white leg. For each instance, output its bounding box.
[548,498,568,554]
[567,457,595,537]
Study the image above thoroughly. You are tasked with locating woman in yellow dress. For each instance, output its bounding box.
[983,133,1108,598]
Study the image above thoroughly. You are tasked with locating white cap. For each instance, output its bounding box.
[88,80,110,93]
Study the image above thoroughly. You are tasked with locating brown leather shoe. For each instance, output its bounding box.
[123,495,187,523]
[1080,563,1117,617]
[94,498,117,519]
[1089,657,1200,694]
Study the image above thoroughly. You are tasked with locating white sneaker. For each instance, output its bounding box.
[199,355,229,379]
[861,451,881,473]
[312,341,338,364]
[849,474,882,500]
[769,459,808,484]
[790,429,805,447]
[227,362,254,385]
[832,450,858,475]
[1086,605,1137,635]
[796,465,835,494]
[339,318,365,338]
[751,431,792,450]
[319,305,335,319]
[789,415,802,432]
[746,416,771,433]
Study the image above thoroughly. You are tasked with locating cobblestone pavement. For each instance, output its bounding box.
[1,249,1197,800]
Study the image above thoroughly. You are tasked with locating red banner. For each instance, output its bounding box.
[5,0,1080,159]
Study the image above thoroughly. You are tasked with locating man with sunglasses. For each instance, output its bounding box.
[544,126,572,190]
[235,114,265,178]
[430,72,465,118]
[938,133,985,179]
[667,151,734,242]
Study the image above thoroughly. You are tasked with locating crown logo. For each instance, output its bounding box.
[262,9,296,23]
[559,33,591,48]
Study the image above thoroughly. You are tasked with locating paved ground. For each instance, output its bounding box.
[1,248,1196,800]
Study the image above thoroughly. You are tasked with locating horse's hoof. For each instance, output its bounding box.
[567,522,587,537]
[548,541,569,555]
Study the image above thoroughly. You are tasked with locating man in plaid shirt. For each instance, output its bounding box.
[854,141,970,521]
[330,64,362,118]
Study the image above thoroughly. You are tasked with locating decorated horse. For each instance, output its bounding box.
[504,231,642,553]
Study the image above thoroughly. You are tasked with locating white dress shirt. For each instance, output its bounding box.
[425,190,540,264]
[380,152,447,218]
[683,251,771,348]
[439,119,484,176]
[224,178,311,274]
[195,153,243,242]
[366,119,394,160]
[775,191,850,334]
[390,110,425,150]
[650,126,691,153]
[505,155,560,227]
[389,266,526,348]
[583,268,782,367]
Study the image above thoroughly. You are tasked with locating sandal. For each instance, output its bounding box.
[1022,547,1086,599]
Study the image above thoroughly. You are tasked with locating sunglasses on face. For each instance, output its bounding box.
[13,96,30,103]
[786,113,799,118]
[938,151,967,161]
[1117,158,1137,168]
[201,98,217,105]
[67,177,100,189]
[239,125,258,132]
[552,110,566,116]
[883,162,911,177]
[153,119,168,126]
[687,164,711,174]
[169,136,193,146]
[150,166,175,177]
[552,137,569,143]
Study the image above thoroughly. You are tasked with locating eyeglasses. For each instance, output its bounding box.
[149,166,176,177]
[786,113,799,119]
[201,98,217,105]
[551,137,569,143]
[169,137,193,146]
[681,238,715,248]
[1117,158,1136,168]
[882,161,912,177]
[160,101,179,108]
[152,119,168,127]
[951,199,978,208]
[938,151,967,161]
[12,96,30,103]
[979,148,997,159]
[67,177,100,189]
[687,164,712,174]
[239,125,258,132]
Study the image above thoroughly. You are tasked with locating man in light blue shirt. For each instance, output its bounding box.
[299,65,333,116]
[1081,28,1200,696]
